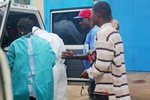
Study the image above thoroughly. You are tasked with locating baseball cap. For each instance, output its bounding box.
[73,9,91,19]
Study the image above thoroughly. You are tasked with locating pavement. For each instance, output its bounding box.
[67,72,150,100]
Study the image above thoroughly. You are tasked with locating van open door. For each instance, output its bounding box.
[0,48,13,100]
[0,0,13,100]
[0,0,11,46]
[0,1,12,99]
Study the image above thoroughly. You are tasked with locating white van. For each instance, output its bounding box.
[0,0,46,99]
[0,0,89,88]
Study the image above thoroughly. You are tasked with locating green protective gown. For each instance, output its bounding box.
[7,34,56,100]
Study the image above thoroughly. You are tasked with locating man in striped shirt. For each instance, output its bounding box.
[80,1,131,100]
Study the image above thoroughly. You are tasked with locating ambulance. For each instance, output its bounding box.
[0,0,88,87]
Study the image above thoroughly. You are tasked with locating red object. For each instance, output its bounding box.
[73,9,91,19]
[105,92,109,96]
[87,50,96,66]
[88,54,96,63]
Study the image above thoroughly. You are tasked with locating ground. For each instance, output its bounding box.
[67,72,150,100]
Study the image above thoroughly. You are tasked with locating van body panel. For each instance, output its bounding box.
[0,2,45,50]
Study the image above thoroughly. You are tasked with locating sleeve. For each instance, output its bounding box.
[7,44,15,69]
[83,33,91,69]
[90,31,96,49]
[49,45,56,68]
[83,33,90,54]
[87,29,115,78]
[58,36,66,64]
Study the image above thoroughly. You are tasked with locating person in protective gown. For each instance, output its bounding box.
[32,26,67,100]
[7,18,56,100]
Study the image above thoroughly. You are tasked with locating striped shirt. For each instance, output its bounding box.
[87,23,131,100]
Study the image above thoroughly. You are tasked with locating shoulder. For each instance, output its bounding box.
[101,23,116,33]
[49,33,60,39]
[89,25,99,37]
[91,25,99,33]
[111,19,119,30]
[97,23,117,40]
[8,36,26,50]
[93,25,100,31]
[11,36,26,44]
[31,35,48,42]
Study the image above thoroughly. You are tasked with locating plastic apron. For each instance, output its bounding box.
[32,27,67,100]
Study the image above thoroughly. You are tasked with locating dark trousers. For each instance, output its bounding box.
[93,94,109,100]
[30,97,36,100]
[88,80,95,100]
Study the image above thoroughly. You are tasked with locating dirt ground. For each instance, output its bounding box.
[67,72,150,100]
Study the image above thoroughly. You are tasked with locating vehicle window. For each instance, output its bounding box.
[51,10,89,45]
[2,12,40,48]
[14,0,31,5]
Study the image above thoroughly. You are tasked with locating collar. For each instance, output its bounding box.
[100,22,112,29]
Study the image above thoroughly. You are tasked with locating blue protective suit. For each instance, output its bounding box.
[7,33,56,100]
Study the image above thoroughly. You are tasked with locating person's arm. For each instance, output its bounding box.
[61,49,88,60]
[48,45,56,67]
[73,54,88,60]
[7,44,15,71]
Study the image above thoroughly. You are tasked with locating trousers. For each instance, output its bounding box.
[93,94,109,100]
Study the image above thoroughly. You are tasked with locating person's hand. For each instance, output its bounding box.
[87,49,96,66]
[61,49,74,59]
[80,70,89,78]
